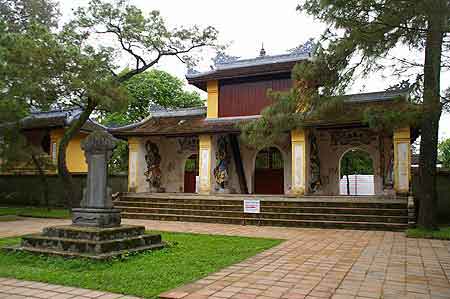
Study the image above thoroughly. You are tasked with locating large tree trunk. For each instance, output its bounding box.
[57,99,97,208]
[417,1,445,229]
[30,149,50,210]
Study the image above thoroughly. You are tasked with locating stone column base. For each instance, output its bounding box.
[72,208,121,228]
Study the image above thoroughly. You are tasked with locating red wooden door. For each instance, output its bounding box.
[184,154,198,193]
[254,148,284,194]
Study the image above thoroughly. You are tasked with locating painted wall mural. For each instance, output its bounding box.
[144,140,163,192]
[214,136,229,192]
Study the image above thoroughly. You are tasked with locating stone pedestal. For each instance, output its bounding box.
[72,208,121,228]
[4,131,164,259]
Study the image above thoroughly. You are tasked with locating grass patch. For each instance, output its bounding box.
[406,227,450,240]
[0,231,282,298]
[0,215,22,222]
[0,207,70,219]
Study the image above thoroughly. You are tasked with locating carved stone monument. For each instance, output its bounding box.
[72,131,121,227]
[5,131,164,259]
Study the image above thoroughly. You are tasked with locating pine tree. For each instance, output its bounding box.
[242,0,450,229]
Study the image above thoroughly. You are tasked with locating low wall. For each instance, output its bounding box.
[0,174,128,207]
[412,168,450,224]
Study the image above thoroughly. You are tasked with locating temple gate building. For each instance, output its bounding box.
[111,48,416,199]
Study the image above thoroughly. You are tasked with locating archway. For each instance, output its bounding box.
[339,149,374,195]
[254,147,284,194]
[184,154,198,193]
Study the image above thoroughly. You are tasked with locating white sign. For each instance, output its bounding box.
[244,199,260,214]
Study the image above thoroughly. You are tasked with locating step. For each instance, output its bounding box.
[116,198,407,209]
[121,212,407,231]
[21,233,162,254]
[121,192,404,202]
[115,201,407,216]
[4,243,165,260]
[115,207,408,223]
[42,225,146,241]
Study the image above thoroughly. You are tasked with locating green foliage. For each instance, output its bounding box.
[406,227,450,240]
[102,69,204,126]
[0,0,128,171]
[242,1,449,147]
[108,140,128,174]
[0,232,281,298]
[438,138,450,168]
[240,90,304,149]
[0,0,219,196]
[101,69,204,174]
[340,150,373,176]
[0,207,70,219]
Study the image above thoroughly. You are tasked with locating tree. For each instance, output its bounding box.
[0,0,63,208]
[101,69,204,174]
[52,0,219,205]
[243,0,450,229]
[102,69,204,127]
[1,0,219,206]
[438,138,450,168]
[340,150,374,195]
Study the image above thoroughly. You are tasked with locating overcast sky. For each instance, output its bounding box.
[60,0,450,139]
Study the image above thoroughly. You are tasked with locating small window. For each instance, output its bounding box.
[255,147,283,169]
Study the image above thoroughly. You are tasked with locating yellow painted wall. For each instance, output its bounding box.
[207,80,219,118]
[291,129,307,195]
[128,137,140,192]
[393,127,411,194]
[198,134,212,193]
[50,129,88,173]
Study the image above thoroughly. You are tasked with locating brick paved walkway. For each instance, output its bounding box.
[0,277,140,299]
[1,218,450,299]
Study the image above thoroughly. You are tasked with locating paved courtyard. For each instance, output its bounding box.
[0,218,449,299]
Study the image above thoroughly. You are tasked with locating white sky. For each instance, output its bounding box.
[59,0,450,140]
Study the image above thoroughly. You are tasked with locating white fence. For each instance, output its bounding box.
[339,174,375,195]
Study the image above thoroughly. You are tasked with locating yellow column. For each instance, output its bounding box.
[128,137,139,192]
[291,129,307,195]
[393,127,411,194]
[198,135,212,194]
[207,80,219,118]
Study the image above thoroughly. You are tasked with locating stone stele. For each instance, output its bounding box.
[72,130,121,227]
[4,131,164,259]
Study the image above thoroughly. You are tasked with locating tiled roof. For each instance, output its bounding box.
[186,51,311,91]
[109,89,412,137]
[20,109,106,132]
[343,89,410,103]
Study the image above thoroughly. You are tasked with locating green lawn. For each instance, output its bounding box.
[406,227,450,240]
[0,215,21,222]
[0,207,70,219]
[0,232,282,299]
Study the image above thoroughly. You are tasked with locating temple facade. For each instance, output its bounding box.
[111,49,415,197]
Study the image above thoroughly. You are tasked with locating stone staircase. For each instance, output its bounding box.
[114,193,409,231]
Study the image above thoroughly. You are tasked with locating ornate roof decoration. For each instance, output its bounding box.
[212,51,240,66]
[259,43,266,57]
[288,39,316,57]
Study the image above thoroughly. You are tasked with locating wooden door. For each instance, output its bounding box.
[184,154,198,193]
[254,147,284,194]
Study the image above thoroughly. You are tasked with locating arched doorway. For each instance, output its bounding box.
[254,147,284,194]
[184,154,198,193]
[339,149,374,195]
